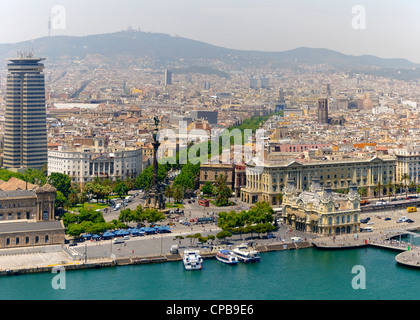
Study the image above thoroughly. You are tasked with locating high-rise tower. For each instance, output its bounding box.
[164,69,172,85]
[317,98,329,124]
[4,54,48,171]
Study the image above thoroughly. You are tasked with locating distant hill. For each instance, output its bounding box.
[1,30,419,79]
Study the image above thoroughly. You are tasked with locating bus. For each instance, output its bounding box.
[198,199,209,207]
[197,217,215,224]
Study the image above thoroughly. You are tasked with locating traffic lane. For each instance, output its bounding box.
[360,209,419,230]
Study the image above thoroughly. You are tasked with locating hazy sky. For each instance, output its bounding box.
[1,0,420,63]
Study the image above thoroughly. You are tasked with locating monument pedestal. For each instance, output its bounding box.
[144,116,167,213]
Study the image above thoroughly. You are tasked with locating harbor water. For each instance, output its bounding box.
[1,247,419,300]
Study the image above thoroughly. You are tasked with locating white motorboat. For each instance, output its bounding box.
[216,249,238,264]
[183,250,203,270]
[232,244,261,263]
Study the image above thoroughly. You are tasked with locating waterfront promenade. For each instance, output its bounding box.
[0,218,314,275]
[0,200,420,274]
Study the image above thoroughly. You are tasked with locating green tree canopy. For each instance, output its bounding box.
[135,164,168,190]
[49,172,72,198]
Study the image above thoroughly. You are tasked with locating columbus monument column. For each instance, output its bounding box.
[145,116,166,210]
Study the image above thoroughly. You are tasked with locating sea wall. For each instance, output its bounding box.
[0,241,313,276]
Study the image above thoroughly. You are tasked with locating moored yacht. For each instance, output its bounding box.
[232,244,261,262]
[216,249,238,264]
[183,250,203,270]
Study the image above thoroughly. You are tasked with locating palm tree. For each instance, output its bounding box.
[393,183,398,199]
[375,181,383,200]
[401,173,410,197]
[386,180,394,200]
[409,180,417,196]
[358,187,367,198]
[397,182,404,198]
[275,193,283,206]
[164,185,173,203]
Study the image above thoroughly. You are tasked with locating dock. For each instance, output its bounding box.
[0,240,313,276]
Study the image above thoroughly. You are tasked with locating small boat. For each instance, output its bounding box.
[216,249,238,264]
[183,250,203,270]
[232,244,261,263]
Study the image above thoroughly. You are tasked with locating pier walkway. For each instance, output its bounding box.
[312,229,419,252]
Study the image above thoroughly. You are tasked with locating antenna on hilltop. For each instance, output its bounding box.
[48,15,52,37]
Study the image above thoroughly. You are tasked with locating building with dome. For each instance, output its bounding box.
[281,177,361,235]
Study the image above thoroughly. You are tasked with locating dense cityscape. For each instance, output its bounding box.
[2,1,420,304]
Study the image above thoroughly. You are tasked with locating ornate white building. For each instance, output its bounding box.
[281,177,361,235]
[48,138,143,186]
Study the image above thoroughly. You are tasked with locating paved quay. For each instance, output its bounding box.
[1,200,420,274]
[0,219,315,275]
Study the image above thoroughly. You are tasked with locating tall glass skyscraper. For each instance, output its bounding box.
[4,55,48,171]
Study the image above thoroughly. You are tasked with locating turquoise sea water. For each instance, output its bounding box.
[0,247,418,300]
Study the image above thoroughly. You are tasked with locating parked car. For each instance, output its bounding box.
[385,217,391,221]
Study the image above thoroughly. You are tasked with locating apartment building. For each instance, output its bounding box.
[394,147,420,184]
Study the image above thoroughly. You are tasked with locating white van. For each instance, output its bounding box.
[291,237,302,243]
[112,238,125,244]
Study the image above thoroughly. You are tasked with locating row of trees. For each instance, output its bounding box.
[215,202,277,241]
[53,175,135,210]
[118,205,166,225]
[373,176,420,200]
[135,112,283,204]
[63,204,168,237]
[63,207,126,237]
